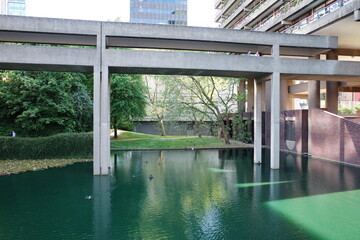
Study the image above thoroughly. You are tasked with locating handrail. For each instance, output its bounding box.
[218,0,246,24]
[231,0,271,29]
[279,0,351,33]
[252,0,304,31]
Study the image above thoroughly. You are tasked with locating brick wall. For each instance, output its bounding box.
[310,109,360,165]
[264,110,308,154]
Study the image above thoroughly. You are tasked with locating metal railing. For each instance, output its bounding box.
[252,0,304,31]
[230,0,270,29]
[279,0,351,33]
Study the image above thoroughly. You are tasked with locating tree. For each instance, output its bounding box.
[0,71,93,137]
[179,76,241,144]
[144,75,183,136]
[110,74,147,138]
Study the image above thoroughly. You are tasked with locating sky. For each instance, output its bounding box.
[26,0,217,27]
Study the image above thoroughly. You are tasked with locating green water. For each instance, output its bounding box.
[1,149,360,239]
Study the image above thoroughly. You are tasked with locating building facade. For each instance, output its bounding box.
[0,0,26,16]
[130,0,187,25]
[215,0,360,111]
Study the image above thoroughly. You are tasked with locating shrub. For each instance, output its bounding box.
[0,132,93,160]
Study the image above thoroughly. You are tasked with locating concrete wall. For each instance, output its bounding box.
[310,109,360,165]
[133,121,215,136]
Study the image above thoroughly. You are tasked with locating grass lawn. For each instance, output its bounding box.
[111,131,244,150]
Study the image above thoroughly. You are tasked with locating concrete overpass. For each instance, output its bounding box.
[1,15,360,175]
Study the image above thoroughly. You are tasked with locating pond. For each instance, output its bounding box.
[1,149,360,240]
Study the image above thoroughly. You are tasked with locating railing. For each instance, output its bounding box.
[218,0,246,24]
[279,0,351,33]
[231,0,270,29]
[252,0,304,31]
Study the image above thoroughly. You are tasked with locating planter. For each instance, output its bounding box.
[356,111,360,117]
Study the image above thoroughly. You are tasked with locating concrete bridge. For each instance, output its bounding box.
[1,15,360,175]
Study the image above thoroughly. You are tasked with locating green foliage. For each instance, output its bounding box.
[338,105,355,114]
[0,132,93,160]
[110,74,147,137]
[0,71,93,137]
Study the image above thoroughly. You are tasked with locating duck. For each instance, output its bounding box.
[149,174,154,180]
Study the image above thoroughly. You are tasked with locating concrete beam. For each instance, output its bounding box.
[104,49,273,78]
[355,10,360,21]
[0,44,95,72]
[102,21,337,49]
[0,15,100,35]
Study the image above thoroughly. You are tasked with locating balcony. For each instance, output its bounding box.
[220,0,258,28]
[280,0,353,33]
[216,0,244,22]
[231,0,284,29]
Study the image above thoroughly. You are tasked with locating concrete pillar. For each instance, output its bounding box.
[271,44,280,170]
[93,66,101,175]
[280,80,289,110]
[247,79,254,112]
[326,50,339,114]
[94,23,111,175]
[265,80,271,112]
[254,79,263,164]
[308,80,320,109]
[100,66,111,175]
[270,72,280,169]
[307,80,320,155]
[307,55,321,155]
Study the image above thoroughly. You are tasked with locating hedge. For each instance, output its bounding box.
[0,132,93,160]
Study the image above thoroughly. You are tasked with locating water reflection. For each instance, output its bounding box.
[1,149,360,239]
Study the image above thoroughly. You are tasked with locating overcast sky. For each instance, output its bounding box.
[26,0,217,27]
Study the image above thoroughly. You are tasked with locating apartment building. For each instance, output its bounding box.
[0,0,26,16]
[130,0,187,25]
[215,0,360,111]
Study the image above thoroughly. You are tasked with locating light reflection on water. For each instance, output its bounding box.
[1,149,360,239]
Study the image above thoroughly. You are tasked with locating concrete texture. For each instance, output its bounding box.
[0,15,359,174]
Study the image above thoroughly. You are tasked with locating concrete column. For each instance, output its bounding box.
[247,79,254,112]
[93,66,101,175]
[308,80,320,109]
[280,79,289,110]
[254,79,263,164]
[307,55,321,155]
[93,25,102,175]
[94,23,111,175]
[307,80,320,155]
[326,50,339,114]
[271,44,280,170]
[100,66,111,175]
[270,72,280,169]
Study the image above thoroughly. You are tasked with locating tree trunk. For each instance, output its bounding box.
[113,117,118,138]
[159,119,166,136]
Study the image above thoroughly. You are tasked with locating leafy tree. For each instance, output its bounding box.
[179,76,241,144]
[110,74,147,138]
[144,75,183,136]
[0,71,92,137]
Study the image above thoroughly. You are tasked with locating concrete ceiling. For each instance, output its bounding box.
[313,15,360,50]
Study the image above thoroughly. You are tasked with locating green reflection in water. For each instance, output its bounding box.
[235,180,293,188]
[208,168,235,173]
[264,189,360,240]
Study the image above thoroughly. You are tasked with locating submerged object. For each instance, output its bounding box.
[149,174,154,180]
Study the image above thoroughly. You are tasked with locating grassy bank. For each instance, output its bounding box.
[0,159,92,176]
[111,132,245,150]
